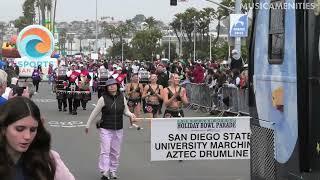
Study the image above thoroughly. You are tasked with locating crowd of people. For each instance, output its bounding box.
[0,48,248,180]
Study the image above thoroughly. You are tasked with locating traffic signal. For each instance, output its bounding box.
[170,0,177,6]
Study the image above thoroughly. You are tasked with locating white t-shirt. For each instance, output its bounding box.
[132,64,140,74]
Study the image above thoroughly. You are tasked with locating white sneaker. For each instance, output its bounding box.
[34,92,38,94]
[110,171,118,179]
[102,171,110,179]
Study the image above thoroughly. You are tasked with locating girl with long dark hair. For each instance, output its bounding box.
[0,97,75,180]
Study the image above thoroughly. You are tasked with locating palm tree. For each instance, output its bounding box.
[58,28,67,54]
[145,16,157,29]
[213,0,234,45]
[78,34,84,53]
[35,0,51,26]
[45,0,52,30]
[67,33,74,55]
[52,0,57,34]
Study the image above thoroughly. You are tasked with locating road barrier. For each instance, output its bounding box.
[185,83,249,115]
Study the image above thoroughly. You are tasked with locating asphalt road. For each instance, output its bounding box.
[32,82,250,180]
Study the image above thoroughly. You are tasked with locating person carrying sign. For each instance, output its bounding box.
[162,73,189,118]
[85,79,136,180]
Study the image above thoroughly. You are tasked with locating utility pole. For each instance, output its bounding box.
[95,0,98,54]
[168,26,171,60]
[121,41,124,64]
[180,20,183,58]
[209,34,212,61]
[193,17,196,62]
[234,0,242,54]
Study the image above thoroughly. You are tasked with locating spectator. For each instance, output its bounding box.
[240,69,249,89]
[192,60,205,84]
[32,67,41,94]
[0,69,8,105]
[0,97,75,180]
[0,59,6,70]
[230,49,244,72]
[156,64,169,88]
[12,63,20,77]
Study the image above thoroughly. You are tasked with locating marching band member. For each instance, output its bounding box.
[78,64,91,110]
[142,73,163,118]
[162,73,189,118]
[125,73,143,126]
[66,63,80,115]
[56,64,68,112]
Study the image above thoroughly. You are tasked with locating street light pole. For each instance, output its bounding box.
[180,19,183,58]
[168,27,171,60]
[209,34,212,61]
[193,17,196,62]
[121,41,124,64]
[234,0,241,54]
[95,0,98,54]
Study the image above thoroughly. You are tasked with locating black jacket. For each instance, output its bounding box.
[157,71,169,88]
[100,93,125,130]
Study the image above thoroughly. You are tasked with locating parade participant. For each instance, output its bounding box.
[85,79,136,180]
[78,64,91,110]
[156,64,169,114]
[66,63,80,115]
[0,97,75,180]
[142,73,163,118]
[125,73,143,122]
[162,73,189,118]
[111,67,126,84]
[56,65,68,112]
[31,67,41,94]
[97,65,109,98]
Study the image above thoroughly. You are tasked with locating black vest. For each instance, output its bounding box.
[100,93,125,130]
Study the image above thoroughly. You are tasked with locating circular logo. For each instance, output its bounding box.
[17,25,54,59]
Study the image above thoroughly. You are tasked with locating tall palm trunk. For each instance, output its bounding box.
[213,19,221,45]
[37,4,41,24]
[40,0,46,26]
[52,0,57,34]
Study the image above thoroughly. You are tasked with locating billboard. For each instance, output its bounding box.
[15,25,58,79]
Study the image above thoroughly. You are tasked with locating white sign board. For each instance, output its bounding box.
[151,117,251,161]
[91,53,99,60]
[15,57,58,80]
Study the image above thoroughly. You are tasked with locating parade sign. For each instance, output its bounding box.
[151,117,251,161]
[15,25,57,79]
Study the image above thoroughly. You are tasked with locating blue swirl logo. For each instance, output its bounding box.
[17,25,54,59]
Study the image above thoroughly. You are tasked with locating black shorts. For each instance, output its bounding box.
[163,109,184,118]
[145,103,160,115]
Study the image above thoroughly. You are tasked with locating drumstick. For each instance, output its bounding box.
[129,117,142,131]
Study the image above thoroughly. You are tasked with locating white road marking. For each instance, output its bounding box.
[48,121,86,128]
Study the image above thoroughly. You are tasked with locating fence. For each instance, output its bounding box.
[185,83,249,115]
[184,83,279,180]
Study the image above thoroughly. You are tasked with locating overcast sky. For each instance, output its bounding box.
[0,0,218,24]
